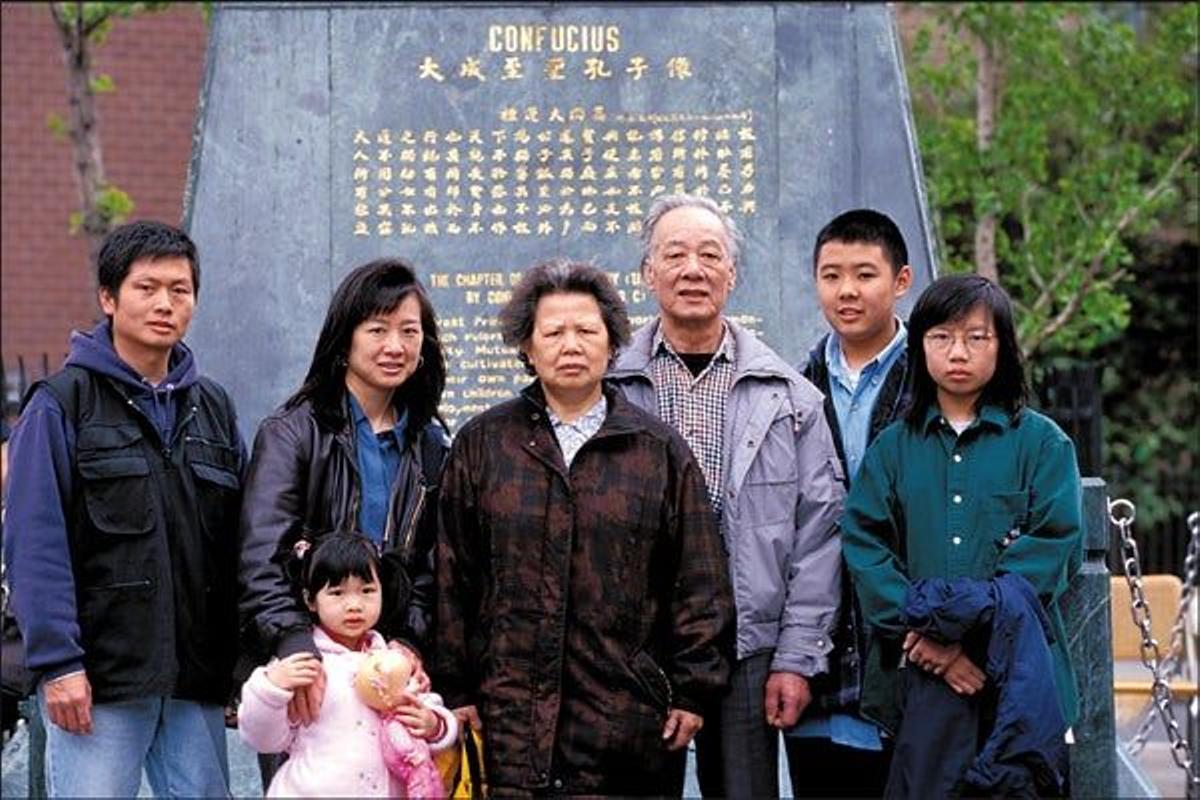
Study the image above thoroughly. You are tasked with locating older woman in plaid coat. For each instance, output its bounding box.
[434,260,734,796]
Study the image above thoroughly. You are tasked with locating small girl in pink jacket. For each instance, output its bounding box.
[239,533,457,797]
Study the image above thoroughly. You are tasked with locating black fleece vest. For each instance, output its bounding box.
[26,366,241,704]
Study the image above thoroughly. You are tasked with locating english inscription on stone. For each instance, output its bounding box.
[185,3,937,435]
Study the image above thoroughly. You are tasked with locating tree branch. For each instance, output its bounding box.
[48,2,66,32]
[1031,245,1080,316]
[81,4,114,40]
[74,1,83,54]
[1022,141,1196,357]
[1020,185,1046,293]
[973,32,999,284]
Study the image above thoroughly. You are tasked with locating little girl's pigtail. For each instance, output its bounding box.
[286,536,315,598]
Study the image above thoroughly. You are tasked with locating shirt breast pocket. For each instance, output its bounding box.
[981,490,1029,559]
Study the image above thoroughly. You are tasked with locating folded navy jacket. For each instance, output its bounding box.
[887,574,1068,798]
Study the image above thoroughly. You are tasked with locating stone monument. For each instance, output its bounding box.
[177,5,1121,798]
[184,2,938,434]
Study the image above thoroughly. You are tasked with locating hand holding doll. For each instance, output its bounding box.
[355,646,451,798]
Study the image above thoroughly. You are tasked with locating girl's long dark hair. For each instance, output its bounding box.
[286,258,446,439]
[905,274,1028,427]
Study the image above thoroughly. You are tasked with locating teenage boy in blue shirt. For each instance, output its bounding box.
[787,208,914,797]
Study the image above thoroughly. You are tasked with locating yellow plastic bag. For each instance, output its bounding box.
[434,727,487,798]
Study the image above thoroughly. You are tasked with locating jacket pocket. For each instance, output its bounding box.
[630,649,673,711]
[78,578,159,686]
[190,461,239,490]
[77,454,153,536]
[601,705,669,776]
[185,436,240,489]
[186,438,241,543]
[741,478,796,527]
[735,414,799,526]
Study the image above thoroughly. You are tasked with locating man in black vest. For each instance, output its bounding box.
[3,221,245,798]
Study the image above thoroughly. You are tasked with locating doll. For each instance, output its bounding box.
[356,647,451,799]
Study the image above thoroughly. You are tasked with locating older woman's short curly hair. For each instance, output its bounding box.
[499,259,632,376]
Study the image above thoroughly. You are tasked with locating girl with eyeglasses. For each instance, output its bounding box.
[840,274,1083,797]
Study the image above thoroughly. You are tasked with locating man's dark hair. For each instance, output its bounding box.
[812,209,909,275]
[499,259,631,376]
[905,274,1028,425]
[96,220,201,297]
[302,532,381,599]
[287,258,446,439]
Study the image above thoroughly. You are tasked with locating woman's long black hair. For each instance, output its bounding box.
[905,274,1028,427]
[286,258,446,439]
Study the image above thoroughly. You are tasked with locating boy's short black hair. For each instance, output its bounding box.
[812,209,909,275]
[96,220,200,298]
[905,274,1028,425]
[302,532,381,599]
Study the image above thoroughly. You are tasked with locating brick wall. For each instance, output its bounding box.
[1,3,208,386]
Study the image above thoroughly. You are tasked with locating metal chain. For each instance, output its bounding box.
[1129,511,1200,754]
[1164,513,1199,681]
[1111,498,1198,791]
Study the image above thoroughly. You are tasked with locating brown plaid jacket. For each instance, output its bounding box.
[434,382,734,794]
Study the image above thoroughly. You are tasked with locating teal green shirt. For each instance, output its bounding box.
[841,403,1083,732]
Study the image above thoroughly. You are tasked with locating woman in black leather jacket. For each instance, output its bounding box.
[237,258,449,723]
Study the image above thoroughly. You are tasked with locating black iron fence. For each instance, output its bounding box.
[1034,361,1194,579]
[1,355,65,420]
[1035,362,1104,477]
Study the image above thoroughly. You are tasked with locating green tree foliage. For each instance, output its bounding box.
[907,3,1198,359]
[1098,238,1198,538]
[905,3,1199,569]
[48,3,172,262]
[46,2,201,305]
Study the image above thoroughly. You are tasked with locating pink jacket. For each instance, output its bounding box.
[239,628,457,798]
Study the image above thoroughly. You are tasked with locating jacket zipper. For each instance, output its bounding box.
[655,662,673,708]
[181,433,230,449]
[100,578,153,590]
[398,483,427,558]
[115,392,197,458]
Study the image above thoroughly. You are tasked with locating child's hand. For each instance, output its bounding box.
[942,652,986,695]
[389,692,440,740]
[266,653,322,691]
[903,631,961,675]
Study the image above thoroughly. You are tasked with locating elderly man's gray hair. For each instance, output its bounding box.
[639,193,744,268]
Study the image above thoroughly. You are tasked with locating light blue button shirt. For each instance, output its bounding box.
[825,319,907,480]
[787,322,906,752]
[347,393,407,545]
[788,711,885,750]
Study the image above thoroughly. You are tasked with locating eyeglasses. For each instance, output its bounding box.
[924,330,995,353]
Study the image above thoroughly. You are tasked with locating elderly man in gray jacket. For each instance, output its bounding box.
[609,194,845,798]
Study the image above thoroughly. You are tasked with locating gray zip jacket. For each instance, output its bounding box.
[609,319,845,676]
